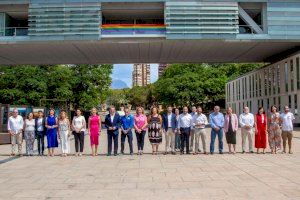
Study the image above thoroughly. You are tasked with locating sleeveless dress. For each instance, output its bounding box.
[225,115,236,144]
[255,114,267,148]
[269,113,281,149]
[90,115,100,146]
[46,116,58,148]
[59,119,70,153]
[148,115,162,144]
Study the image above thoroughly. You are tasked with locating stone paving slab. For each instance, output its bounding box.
[0,128,299,200]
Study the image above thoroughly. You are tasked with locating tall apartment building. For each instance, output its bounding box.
[132,64,151,87]
[226,52,300,125]
[158,64,169,78]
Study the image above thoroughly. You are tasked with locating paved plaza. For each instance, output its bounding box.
[0,128,299,200]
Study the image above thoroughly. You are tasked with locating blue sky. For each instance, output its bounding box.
[111,64,158,88]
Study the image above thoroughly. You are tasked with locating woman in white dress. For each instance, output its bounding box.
[58,111,71,156]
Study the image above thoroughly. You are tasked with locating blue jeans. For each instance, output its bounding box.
[210,128,223,153]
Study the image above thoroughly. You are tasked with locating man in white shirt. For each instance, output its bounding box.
[7,108,24,156]
[280,106,295,154]
[192,106,208,154]
[178,106,193,154]
[239,107,255,153]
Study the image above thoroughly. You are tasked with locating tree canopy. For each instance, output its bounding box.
[0,64,113,110]
[153,63,264,110]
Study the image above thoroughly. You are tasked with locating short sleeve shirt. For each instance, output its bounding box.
[280,112,295,131]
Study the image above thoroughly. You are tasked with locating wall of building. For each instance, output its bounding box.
[226,52,300,125]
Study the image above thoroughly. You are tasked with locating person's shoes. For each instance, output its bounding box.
[171,152,176,155]
[282,151,286,154]
[114,153,118,156]
[79,153,82,157]
[180,151,184,155]
[163,152,168,155]
[289,151,293,154]
[250,151,254,154]
[186,152,191,155]
[120,152,124,155]
[219,151,223,154]
[242,151,245,154]
[130,153,133,156]
[210,152,214,155]
[107,154,111,156]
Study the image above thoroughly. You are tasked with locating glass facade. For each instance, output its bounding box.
[297,57,300,90]
[0,13,4,36]
[165,1,239,38]
[28,3,101,38]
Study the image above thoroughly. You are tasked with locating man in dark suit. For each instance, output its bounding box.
[35,110,46,156]
[105,106,121,156]
[162,106,177,155]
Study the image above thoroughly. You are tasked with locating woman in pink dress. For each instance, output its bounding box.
[88,107,101,156]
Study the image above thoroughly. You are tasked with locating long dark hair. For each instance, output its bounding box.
[48,108,55,116]
[257,107,265,115]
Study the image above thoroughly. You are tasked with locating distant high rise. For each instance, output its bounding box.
[132,64,151,87]
[158,64,169,78]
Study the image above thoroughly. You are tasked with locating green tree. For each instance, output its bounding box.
[0,64,113,110]
[154,63,264,109]
[71,64,113,110]
[0,66,48,105]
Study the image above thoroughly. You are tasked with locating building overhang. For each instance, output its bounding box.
[0,39,299,65]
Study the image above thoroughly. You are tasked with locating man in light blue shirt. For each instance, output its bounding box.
[209,106,224,154]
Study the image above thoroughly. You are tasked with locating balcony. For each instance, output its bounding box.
[0,27,28,36]
[101,24,166,38]
[101,2,165,38]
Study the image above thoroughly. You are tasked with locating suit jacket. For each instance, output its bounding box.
[35,117,46,135]
[224,114,238,133]
[162,113,177,132]
[105,113,121,135]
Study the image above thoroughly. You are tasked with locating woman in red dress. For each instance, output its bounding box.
[254,107,267,154]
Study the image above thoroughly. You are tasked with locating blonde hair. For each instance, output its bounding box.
[59,111,68,120]
[90,107,98,115]
[136,106,144,115]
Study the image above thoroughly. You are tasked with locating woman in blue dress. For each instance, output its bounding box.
[46,109,58,156]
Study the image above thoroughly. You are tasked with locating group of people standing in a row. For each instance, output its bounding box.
[7,104,295,156]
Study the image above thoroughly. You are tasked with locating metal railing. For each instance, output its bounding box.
[101,24,166,36]
[239,25,264,34]
[0,27,28,37]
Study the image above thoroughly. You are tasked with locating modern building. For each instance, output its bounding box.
[0,1,299,65]
[132,64,150,87]
[226,52,300,125]
[158,64,169,78]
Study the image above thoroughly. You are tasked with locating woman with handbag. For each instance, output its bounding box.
[148,107,163,155]
[58,111,71,157]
